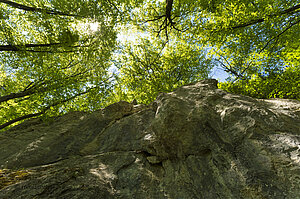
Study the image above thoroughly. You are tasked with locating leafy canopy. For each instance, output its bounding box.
[0,0,299,131]
[219,66,300,100]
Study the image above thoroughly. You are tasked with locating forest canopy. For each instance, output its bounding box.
[0,0,299,131]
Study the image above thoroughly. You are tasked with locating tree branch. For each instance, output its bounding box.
[0,43,64,51]
[0,112,43,130]
[0,89,35,103]
[0,0,81,17]
[0,42,89,52]
[0,87,96,130]
[259,17,300,53]
[165,0,174,24]
[229,4,300,30]
[142,0,186,40]
[0,67,89,103]
[238,16,300,78]
[143,15,165,23]
[105,0,122,15]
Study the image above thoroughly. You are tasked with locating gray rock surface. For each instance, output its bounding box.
[0,79,300,198]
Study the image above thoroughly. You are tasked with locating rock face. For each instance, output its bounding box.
[0,79,300,198]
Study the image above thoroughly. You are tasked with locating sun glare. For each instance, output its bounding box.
[89,22,99,32]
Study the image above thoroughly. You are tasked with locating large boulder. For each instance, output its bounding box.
[0,79,300,198]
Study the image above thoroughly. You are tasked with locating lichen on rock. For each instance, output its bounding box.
[0,79,300,198]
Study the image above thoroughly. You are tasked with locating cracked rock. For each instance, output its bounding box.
[1,79,300,198]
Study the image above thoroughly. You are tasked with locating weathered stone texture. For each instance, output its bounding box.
[0,79,300,198]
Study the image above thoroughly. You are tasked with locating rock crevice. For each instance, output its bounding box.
[1,79,300,198]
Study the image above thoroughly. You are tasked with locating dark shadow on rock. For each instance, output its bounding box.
[1,79,300,198]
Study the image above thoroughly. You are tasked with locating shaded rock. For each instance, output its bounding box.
[0,79,300,198]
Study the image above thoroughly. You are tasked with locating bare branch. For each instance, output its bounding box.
[0,87,97,130]
[0,67,90,103]
[0,43,64,51]
[143,15,165,23]
[105,0,122,15]
[259,17,300,53]
[0,42,90,53]
[141,0,186,40]
[0,0,81,17]
[238,16,300,78]
[229,4,300,30]
[0,112,43,130]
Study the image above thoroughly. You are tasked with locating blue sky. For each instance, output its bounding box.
[210,66,230,82]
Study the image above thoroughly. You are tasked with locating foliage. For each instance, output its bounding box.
[0,0,118,130]
[192,0,300,78]
[111,37,213,104]
[219,66,300,100]
[116,0,300,102]
[0,0,299,131]
[131,0,300,78]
